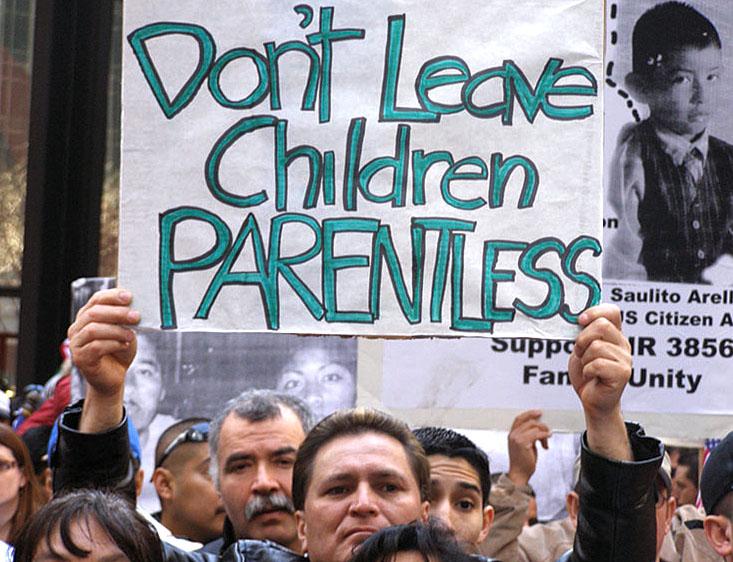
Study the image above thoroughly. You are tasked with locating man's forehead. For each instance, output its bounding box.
[169,440,210,467]
[223,404,304,429]
[313,432,413,476]
[428,455,482,489]
[219,407,305,449]
[134,336,158,360]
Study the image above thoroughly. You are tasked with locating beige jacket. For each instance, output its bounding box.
[480,473,573,562]
[481,474,724,562]
[660,505,723,562]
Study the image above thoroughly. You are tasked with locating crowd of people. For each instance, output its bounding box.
[0,286,729,562]
[2,0,732,559]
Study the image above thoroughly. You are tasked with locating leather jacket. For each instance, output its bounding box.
[51,403,661,562]
[162,540,302,562]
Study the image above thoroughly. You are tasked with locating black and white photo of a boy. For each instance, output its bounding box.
[605,1,733,284]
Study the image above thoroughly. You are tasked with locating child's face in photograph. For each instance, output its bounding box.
[643,45,723,138]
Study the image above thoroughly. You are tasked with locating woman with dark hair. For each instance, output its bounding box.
[0,425,44,546]
[349,521,478,562]
[13,489,164,562]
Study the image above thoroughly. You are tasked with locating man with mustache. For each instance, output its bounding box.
[58,290,662,561]
[199,389,313,554]
[59,293,313,555]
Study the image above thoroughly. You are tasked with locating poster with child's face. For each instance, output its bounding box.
[595,2,733,445]
[603,0,733,285]
[365,5,733,485]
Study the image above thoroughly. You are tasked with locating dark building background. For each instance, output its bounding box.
[0,1,123,390]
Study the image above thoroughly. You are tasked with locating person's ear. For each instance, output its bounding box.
[295,510,308,553]
[704,515,732,557]
[566,491,580,527]
[41,467,53,501]
[478,505,495,544]
[419,500,430,523]
[152,467,175,501]
[663,496,676,534]
[134,468,145,498]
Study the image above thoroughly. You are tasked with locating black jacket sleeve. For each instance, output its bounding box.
[162,544,218,561]
[162,540,305,561]
[571,422,663,562]
[50,400,137,502]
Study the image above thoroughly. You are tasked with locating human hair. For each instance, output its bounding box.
[20,425,52,477]
[134,330,164,365]
[678,451,700,487]
[413,426,491,506]
[632,2,721,76]
[0,424,44,544]
[209,389,313,487]
[154,416,210,468]
[711,491,733,520]
[12,489,163,562]
[292,408,430,510]
[275,337,357,379]
[130,330,175,390]
[349,520,475,562]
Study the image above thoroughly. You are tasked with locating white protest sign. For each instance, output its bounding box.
[363,0,733,442]
[371,280,733,441]
[120,0,604,337]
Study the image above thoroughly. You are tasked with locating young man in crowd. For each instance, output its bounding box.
[674,451,701,507]
[57,288,663,561]
[150,418,226,547]
[412,426,494,554]
[637,433,732,562]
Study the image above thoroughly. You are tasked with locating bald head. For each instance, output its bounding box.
[155,417,210,469]
[152,417,224,544]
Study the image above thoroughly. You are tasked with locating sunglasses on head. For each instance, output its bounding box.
[155,421,210,468]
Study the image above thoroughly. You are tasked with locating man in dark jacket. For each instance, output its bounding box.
[58,289,662,561]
